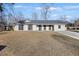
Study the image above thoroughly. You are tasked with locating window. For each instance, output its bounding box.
[43,25,46,30]
[58,25,61,29]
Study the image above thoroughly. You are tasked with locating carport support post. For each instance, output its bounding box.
[54,25,57,31]
[42,25,43,31]
[46,26,49,31]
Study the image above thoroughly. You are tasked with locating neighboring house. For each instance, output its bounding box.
[68,20,79,30]
[14,20,68,31]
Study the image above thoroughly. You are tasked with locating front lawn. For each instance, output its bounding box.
[0,31,79,56]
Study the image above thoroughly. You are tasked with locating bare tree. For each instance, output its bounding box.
[59,15,68,21]
[74,18,79,25]
[17,12,25,21]
[7,3,16,23]
[3,3,15,31]
[32,11,38,20]
[0,3,9,31]
[0,3,5,22]
[41,3,53,20]
[1,3,15,24]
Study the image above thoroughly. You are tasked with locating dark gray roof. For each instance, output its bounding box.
[17,20,69,25]
[23,20,69,25]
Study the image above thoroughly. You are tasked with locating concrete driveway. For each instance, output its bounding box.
[57,31,79,40]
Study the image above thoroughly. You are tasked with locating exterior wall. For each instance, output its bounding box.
[46,26,49,31]
[14,25,18,31]
[42,25,44,31]
[54,24,66,31]
[36,27,39,30]
[14,24,67,31]
[32,25,37,31]
[23,24,37,31]
[24,25,28,31]
[61,25,66,31]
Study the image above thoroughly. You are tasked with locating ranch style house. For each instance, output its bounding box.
[14,20,68,31]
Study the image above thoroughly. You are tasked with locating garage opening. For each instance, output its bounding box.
[49,25,54,31]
